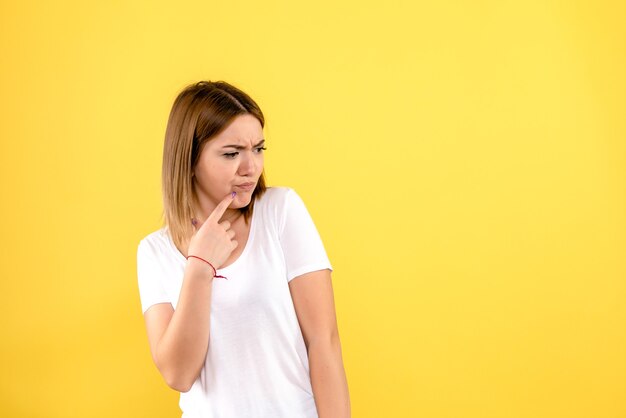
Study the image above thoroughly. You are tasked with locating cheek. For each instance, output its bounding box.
[196,160,226,183]
[207,160,238,180]
[256,154,265,168]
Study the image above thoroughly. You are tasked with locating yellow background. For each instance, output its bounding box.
[1,1,624,417]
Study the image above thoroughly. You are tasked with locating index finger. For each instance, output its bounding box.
[207,192,236,223]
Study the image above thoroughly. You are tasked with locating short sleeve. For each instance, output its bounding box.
[279,189,333,282]
[136,238,170,314]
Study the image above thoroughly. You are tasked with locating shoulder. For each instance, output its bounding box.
[253,186,304,230]
[254,186,298,212]
[137,226,172,258]
[256,186,293,203]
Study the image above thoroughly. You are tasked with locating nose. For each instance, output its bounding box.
[237,150,257,176]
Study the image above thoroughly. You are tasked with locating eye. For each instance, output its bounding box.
[223,152,238,159]
[255,146,267,153]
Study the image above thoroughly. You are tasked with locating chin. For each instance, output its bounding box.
[233,194,253,208]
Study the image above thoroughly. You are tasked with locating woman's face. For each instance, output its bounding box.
[193,113,265,213]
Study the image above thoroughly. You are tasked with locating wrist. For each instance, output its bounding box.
[185,255,228,280]
[186,256,216,279]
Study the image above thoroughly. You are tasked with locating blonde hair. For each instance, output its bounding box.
[161,81,267,255]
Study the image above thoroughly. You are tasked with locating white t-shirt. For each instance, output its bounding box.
[136,187,333,418]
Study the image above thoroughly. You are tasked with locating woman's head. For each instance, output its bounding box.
[161,80,267,251]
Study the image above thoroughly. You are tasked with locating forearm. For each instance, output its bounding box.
[155,259,214,391]
[309,336,351,418]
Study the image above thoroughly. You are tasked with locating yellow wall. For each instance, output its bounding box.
[1,1,624,417]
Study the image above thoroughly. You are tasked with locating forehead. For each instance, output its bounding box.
[209,114,263,146]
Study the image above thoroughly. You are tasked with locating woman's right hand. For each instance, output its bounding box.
[187,192,238,270]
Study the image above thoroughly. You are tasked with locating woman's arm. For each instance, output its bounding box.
[289,269,351,418]
[143,194,237,392]
[143,259,215,392]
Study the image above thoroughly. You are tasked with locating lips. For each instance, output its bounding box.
[234,182,255,191]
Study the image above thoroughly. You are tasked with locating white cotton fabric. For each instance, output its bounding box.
[136,187,332,418]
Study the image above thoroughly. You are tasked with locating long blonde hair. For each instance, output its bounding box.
[161,81,267,255]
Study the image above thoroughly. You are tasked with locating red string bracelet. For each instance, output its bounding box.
[185,255,228,280]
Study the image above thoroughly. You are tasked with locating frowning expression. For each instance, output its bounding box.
[192,114,265,211]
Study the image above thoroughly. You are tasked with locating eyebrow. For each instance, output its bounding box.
[221,139,265,150]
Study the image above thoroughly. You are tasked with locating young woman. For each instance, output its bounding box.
[136,81,350,417]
